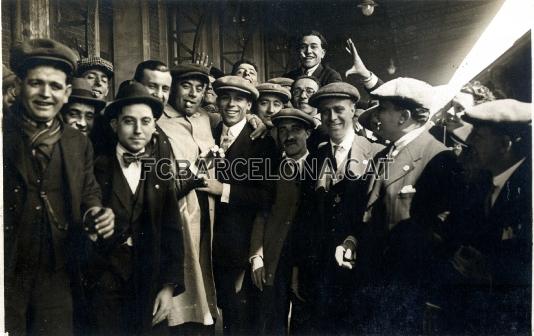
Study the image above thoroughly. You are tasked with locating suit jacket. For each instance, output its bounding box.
[284,63,342,87]
[92,153,185,331]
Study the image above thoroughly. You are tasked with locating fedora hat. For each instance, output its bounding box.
[105,80,163,119]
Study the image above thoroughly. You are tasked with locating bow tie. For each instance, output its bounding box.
[122,151,149,167]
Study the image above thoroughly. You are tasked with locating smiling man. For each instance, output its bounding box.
[284,31,342,86]
[254,82,291,129]
[77,56,114,101]
[231,59,259,86]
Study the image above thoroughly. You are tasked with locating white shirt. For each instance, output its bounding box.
[491,158,526,206]
[330,131,355,166]
[283,151,310,173]
[391,126,427,157]
[116,144,145,194]
[305,63,321,76]
[220,117,248,203]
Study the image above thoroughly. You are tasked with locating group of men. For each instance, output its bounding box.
[2,29,531,336]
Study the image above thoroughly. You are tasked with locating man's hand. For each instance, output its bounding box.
[152,285,174,326]
[246,114,268,140]
[251,256,266,291]
[85,207,115,240]
[345,38,372,81]
[193,51,213,68]
[451,245,492,284]
[196,178,223,196]
[334,239,357,269]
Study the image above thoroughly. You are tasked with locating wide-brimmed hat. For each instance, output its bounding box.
[105,80,163,119]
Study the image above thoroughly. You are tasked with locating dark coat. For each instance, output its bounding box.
[92,153,185,331]
[284,63,342,87]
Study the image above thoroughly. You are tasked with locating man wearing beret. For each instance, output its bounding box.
[77,56,114,101]
[284,31,342,87]
[199,75,277,335]
[336,77,461,334]
[86,80,184,334]
[430,99,532,334]
[61,77,106,136]
[4,38,115,335]
[249,108,314,335]
[291,81,383,334]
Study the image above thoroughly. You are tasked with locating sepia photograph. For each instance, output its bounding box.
[1,0,532,335]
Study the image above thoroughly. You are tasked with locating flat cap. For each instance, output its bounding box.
[272,107,315,128]
[10,38,78,77]
[67,78,106,111]
[171,63,210,83]
[77,56,114,78]
[308,82,361,107]
[257,83,291,103]
[370,77,434,109]
[106,80,163,120]
[213,75,259,100]
[267,77,294,88]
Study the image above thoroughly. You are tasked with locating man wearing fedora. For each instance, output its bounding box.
[87,80,185,335]
[291,82,382,334]
[199,75,277,335]
[4,38,115,335]
[61,77,106,136]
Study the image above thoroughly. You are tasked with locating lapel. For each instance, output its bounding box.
[111,156,133,212]
[382,133,428,188]
[213,122,223,146]
[341,135,375,178]
[490,157,531,221]
[225,122,253,159]
[311,64,325,79]
[60,128,83,206]
[3,121,29,186]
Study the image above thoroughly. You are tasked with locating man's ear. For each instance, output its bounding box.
[499,134,513,154]
[399,109,411,125]
[305,128,312,140]
[63,84,72,104]
[109,118,118,133]
[246,101,252,111]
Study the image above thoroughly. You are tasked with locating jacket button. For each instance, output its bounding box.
[35,205,42,211]
[155,184,160,189]
[13,188,19,193]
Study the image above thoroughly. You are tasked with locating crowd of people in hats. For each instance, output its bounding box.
[2,29,531,336]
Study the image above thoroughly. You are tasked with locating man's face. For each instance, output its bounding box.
[292,78,319,115]
[460,125,502,175]
[256,94,284,128]
[318,98,355,143]
[3,82,18,110]
[217,90,252,127]
[234,63,258,85]
[139,69,172,105]
[369,100,403,142]
[298,35,326,70]
[63,102,96,136]
[173,78,206,116]
[203,82,217,105]
[20,66,71,122]
[81,69,110,100]
[110,103,156,153]
[277,119,310,159]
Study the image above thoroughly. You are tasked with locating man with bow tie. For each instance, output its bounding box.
[87,81,184,335]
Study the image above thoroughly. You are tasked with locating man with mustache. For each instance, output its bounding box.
[61,78,106,136]
[283,31,342,87]
[76,56,114,101]
[4,38,114,335]
[291,82,383,334]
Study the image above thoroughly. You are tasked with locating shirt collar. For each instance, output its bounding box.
[162,104,184,118]
[222,117,247,138]
[493,158,526,190]
[394,126,426,150]
[116,143,145,158]
[304,63,321,76]
[331,130,355,151]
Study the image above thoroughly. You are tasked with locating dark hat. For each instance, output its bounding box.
[308,82,361,108]
[267,77,294,87]
[272,107,315,128]
[77,56,114,78]
[171,63,210,83]
[105,80,163,119]
[10,38,78,77]
[257,83,291,103]
[67,78,106,111]
[213,75,259,100]
[210,66,225,79]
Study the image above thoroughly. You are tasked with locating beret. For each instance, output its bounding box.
[272,107,315,128]
[370,77,434,109]
[10,38,78,77]
[213,75,259,100]
[67,78,106,111]
[308,82,361,107]
[77,56,114,78]
[105,80,163,120]
[267,77,294,87]
[257,83,291,103]
[171,63,210,83]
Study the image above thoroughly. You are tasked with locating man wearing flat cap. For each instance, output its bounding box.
[254,82,291,131]
[86,80,184,335]
[430,99,532,334]
[61,77,106,136]
[77,56,114,101]
[291,81,383,334]
[335,77,461,334]
[249,108,314,335]
[199,75,277,335]
[4,38,115,335]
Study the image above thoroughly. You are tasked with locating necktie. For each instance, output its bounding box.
[333,145,342,169]
[220,128,235,152]
[123,152,149,167]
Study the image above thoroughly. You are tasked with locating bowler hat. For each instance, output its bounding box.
[213,75,259,100]
[308,82,361,108]
[10,38,78,78]
[257,83,291,103]
[272,107,315,128]
[68,78,106,111]
[105,80,163,119]
[77,56,114,78]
